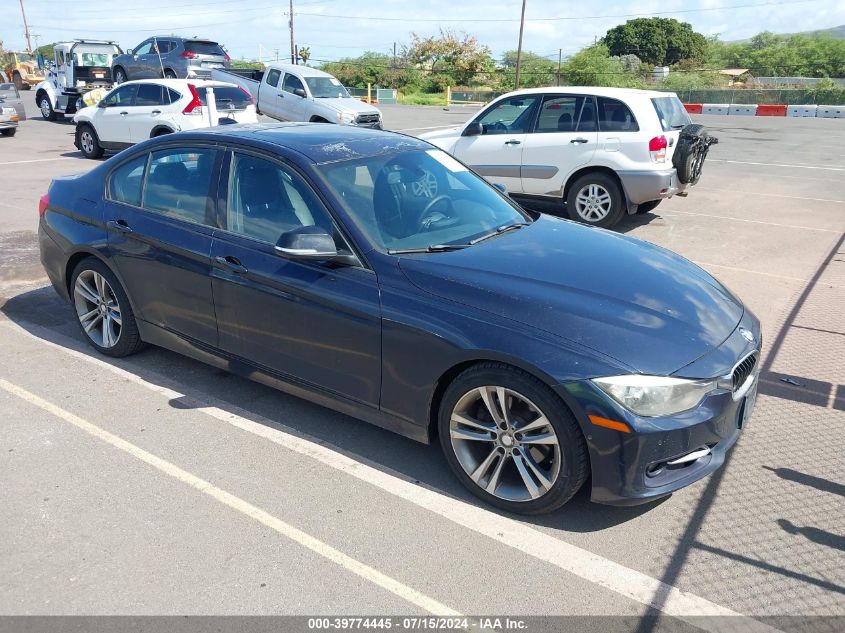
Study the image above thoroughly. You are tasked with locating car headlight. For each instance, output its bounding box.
[338,111,356,125]
[592,375,718,417]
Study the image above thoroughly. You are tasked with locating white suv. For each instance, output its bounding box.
[73,79,257,159]
[421,87,711,228]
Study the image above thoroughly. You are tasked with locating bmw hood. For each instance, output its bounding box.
[398,215,744,376]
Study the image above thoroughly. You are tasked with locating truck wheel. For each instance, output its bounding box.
[39,95,57,121]
[0,128,16,137]
[13,72,23,91]
[114,67,127,84]
[77,124,104,159]
[565,172,625,229]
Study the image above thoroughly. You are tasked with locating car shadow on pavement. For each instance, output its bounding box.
[2,284,658,533]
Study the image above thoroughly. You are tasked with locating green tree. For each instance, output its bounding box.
[320,51,423,90]
[603,18,707,66]
[405,29,494,87]
[298,46,311,66]
[497,50,558,89]
[563,44,645,88]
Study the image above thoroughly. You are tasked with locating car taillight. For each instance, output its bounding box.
[183,83,203,115]
[238,86,254,104]
[180,51,199,59]
[39,193,49,217]
[649,135,667,163]
[224,54,231,62]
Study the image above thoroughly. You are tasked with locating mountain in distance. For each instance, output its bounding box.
[726,24,845,42]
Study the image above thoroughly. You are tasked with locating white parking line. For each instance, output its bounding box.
[693,262,807,283]
[0,318,783,631]
[705,190,845,205]
[394,124,460,132]
[709,159,845,172]
[0,376,460,617]
[0,157,75,166]
[659,210,842,233]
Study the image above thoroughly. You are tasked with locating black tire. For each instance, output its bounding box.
[0,128,16,137]
[673,124,710,185]
[70,258,145,358]
[438,362,590,515]
[163,69,177,79]
[565,172,625,229]
[637,200,661,214]
[12,72,23,91]
[77,124,104,159]
[152,128,173,137]
[38,94,57,121]
[114,67,127,84]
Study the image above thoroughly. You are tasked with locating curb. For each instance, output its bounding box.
[684,103,844,118]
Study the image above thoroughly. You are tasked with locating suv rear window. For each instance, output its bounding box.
[197,86,251,110]
[652,96,692,131]
[184,41,226,56]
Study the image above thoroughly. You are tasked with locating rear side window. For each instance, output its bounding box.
[652,96,692,131]
[266,69,281,87]
[197,86,251,110]
[109,155,147,207]
[184,41,226,56]
[143,148,218,225]
[534,95,587,133]
[135,83,164,106]
[597,97,639,132]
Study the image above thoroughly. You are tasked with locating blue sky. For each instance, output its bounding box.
[4,0,845,63]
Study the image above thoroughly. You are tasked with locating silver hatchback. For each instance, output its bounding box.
[112,37,230,84]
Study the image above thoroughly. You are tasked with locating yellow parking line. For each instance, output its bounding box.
[0,377,460,617]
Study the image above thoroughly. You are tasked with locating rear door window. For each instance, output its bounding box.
[652,96,692,131]
[143,148,218,225]
[135,83,164,106]
[266,69,281,87]
[597,97,639,132]
[575,97,597,132]
[108,155,147,207]
[534,95,585,133]
[184,41,226,56]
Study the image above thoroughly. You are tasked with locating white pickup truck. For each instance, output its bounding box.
[211,63,382,128]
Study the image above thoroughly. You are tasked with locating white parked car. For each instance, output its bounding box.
[421,87,715,228]
[72,78,257,159]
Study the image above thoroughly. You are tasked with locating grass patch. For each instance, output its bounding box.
[397,91,447,106]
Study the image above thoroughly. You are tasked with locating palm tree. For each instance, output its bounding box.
[299,46,311,66]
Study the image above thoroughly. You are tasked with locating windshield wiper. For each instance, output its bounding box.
[469,222,529,245]
[387,244,470,255]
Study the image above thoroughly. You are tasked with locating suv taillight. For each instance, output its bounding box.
[238,86,254,104]
[183,84,203,115]
[649,135,667,163]
[180,51,199,59]
[224,54,231,62]
[39,193,49,217]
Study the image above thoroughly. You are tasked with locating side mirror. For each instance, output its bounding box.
[98,101,108,108]
[463,121,483,137]
[493,183,508,195]
[293,87,307,98]
[126,49,133,55]
[275,225,337,260]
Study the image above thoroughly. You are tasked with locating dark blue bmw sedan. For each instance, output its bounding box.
[38,123,761,514]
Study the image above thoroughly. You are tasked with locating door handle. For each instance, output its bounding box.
[151,110,161,115]
[214,255,248,275]
[120,111,128,116]
[106,219,133,234]
[570,138,589,144]
[278,93,285,98]
[504,139,521,145]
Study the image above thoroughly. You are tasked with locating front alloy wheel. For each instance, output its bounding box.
[450,386,562,502]
[40,97,56,121]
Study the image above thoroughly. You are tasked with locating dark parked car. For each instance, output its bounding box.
[0,82,26,136]
[38,124,761,514]
[111,36,230,83]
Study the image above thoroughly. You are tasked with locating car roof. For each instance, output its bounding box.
[118,78,239,89]
[176,122,430,164]
[264,64,336,79]
[499,86,678,99]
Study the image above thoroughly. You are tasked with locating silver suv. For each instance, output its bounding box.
[111,37,230,84]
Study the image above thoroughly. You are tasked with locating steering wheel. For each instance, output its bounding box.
[417,195,456,232]
[487,121,508,133]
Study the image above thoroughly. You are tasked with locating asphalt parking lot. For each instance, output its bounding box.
[1,99,843,631]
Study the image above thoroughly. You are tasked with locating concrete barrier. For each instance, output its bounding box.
[729,104,758,116]
[816,105,845,118]
[756,104,788,116]
[702,104,730,115]
[788,105,818,117]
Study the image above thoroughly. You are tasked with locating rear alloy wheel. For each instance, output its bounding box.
[439,364,589,514]
[566,172,624,229]
[71,259,144,357]
[77,124,104,159]
[163,69,177,79]
[114,67,127,84]
[39,96,57,121]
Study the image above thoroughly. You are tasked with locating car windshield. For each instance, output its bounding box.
[652,96,692,131]
[79,53,110,67]
[17,53,35,63]
[304,77,350,98]
[317,149,531,253]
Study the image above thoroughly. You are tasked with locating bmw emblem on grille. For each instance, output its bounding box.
[739,327,755,344]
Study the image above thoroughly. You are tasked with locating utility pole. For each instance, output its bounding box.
[289,0,296,64]
[557,48,562,86]
[514,0,527,90]
[19,0,34,52]
[393,42,396,66]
